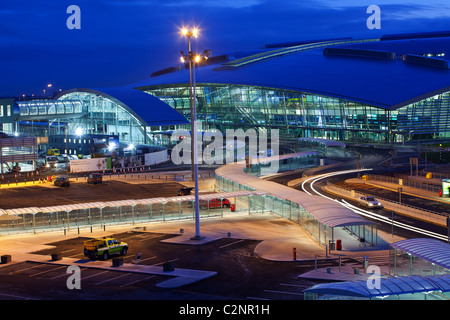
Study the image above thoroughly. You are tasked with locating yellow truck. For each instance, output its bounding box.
[47,148,60,156]
[83,237,128,260]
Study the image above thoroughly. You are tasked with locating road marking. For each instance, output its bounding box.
[9,264,44,275]
[81,270,110,280]
[219,239,245,249]
[51,268,86,280]
[95,273,131,285]
[50,194,81,204]
[124,256,158,263]
[61,249,76,253]
[29,265,67,277]
[150,258,179,266]
[119,275,155,288]
[246,296,270,300]
[138,234,166,241]
[0,292,38,300]
[67,253,86,258]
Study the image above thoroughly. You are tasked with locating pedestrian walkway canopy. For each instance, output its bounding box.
[304,274,450,300]
[391,238,450,271]
[0,190,266,216]
[216,153,372,228]
[216,152,376,247]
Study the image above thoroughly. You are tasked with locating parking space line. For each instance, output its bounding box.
[95,273,131,285]
[0,292,38,300]
[67,253,87,258]
[61,249,76,254]
[9,264,45,275]
[29,265,68,277]
[138,234,166,241]
[123,255,157,262]
[119,275,155,288]
[150,258,179,266]
[82,270,110,280]
[219,239,245,249]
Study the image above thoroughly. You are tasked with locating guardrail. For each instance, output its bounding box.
[325,182,447,226]
[363,174,441,193]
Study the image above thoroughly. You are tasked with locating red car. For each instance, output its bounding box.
[199,198,231,209]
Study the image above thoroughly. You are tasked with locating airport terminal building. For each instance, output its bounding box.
[1,31,450,170]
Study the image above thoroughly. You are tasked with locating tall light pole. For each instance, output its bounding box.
[180,26,207,240]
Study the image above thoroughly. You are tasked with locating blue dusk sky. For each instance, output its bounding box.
[1,0,450,97]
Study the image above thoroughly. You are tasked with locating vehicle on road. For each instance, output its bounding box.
[46,156,58,168]
[53,176,70,187]
[87,173,103,184]
[83,237,128,260]
[358,196,383,209]
[200,198,231,209]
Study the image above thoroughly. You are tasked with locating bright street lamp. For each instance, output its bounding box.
[180,26,207,241]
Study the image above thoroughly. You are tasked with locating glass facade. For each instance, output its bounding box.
[143,85,450,144]
[56,92,151,145]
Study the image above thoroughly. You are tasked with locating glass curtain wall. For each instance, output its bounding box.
[389,247,450,277]
[143,85,450,144]
[57,92,149,145]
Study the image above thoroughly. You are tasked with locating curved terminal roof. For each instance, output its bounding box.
[131,32,450,110]
[391,238,450,270]
[215,152,373,228]
[304,274,450,298]
[56,87,189,127]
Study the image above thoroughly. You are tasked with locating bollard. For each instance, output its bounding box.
[227,232,231,238]
[51,253,62,261]
[180,228,184,234]
[163,262,175,272]
[293,247,297,261]
[112,257,123,267]
[1,255,11,264]
[90,226,93,233]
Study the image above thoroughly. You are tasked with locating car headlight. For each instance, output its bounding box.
[368,203,373,206]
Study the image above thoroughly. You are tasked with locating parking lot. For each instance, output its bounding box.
[0,225,358,300]
[0,179,187,209]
